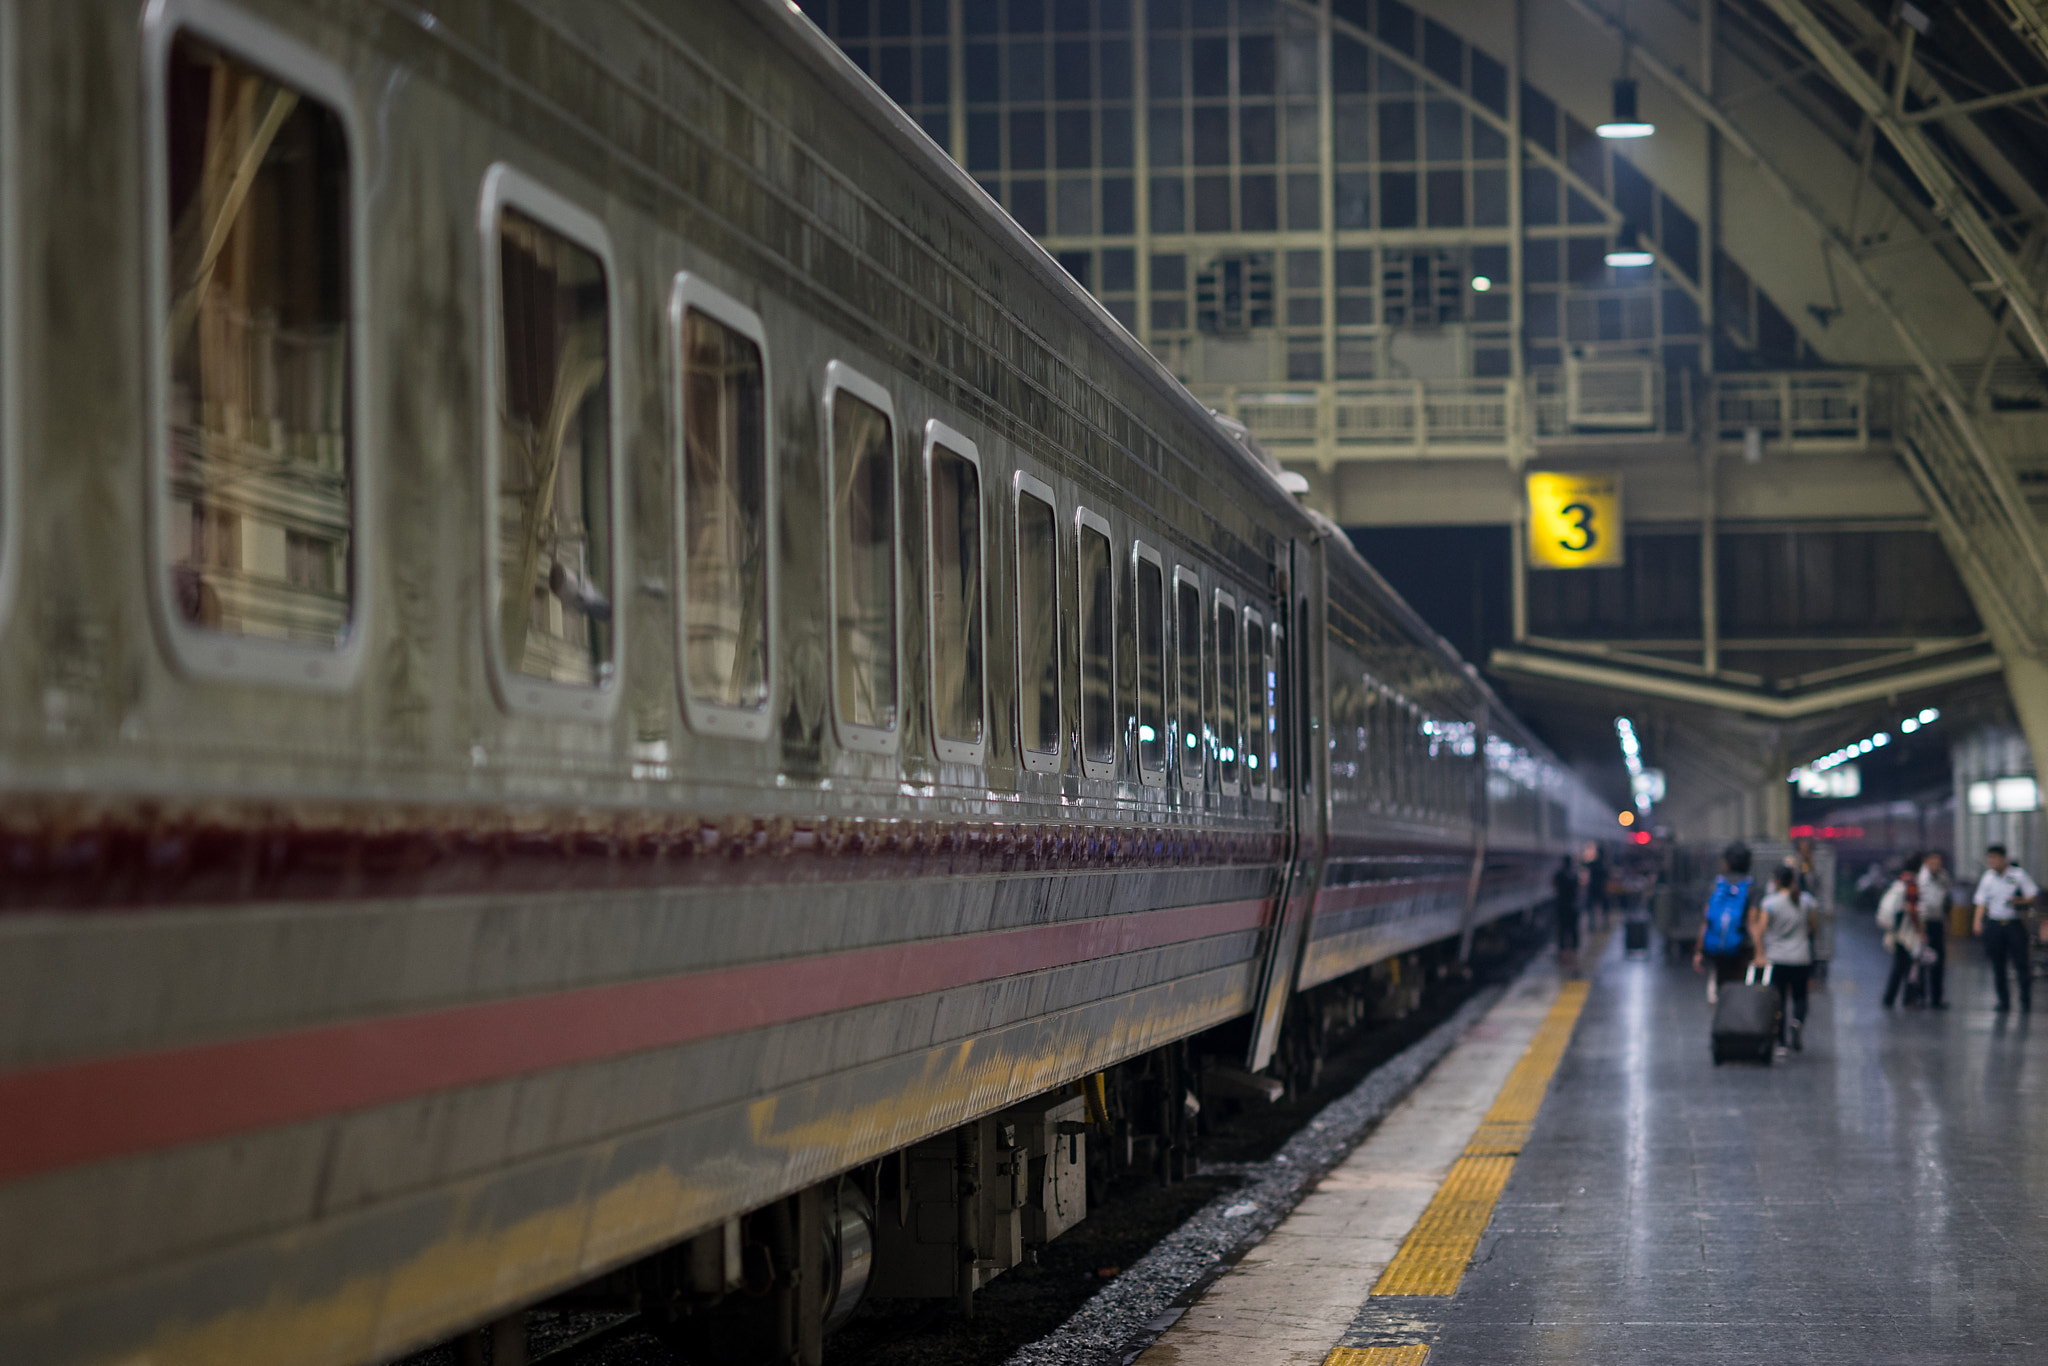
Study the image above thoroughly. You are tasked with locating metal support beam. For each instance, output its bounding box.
[1555,0,2048,778]
[1487,648,2002,718]
[1753,0,2048,371]
[1902,80,2048,122]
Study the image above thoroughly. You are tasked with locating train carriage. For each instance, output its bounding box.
[0,2,1601,1364]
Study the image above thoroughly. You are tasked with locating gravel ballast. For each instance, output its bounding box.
[1000,980,1511,1366]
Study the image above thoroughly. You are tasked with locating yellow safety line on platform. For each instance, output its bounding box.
[1368,980,1592,1297]
[1322,1347,1430,1366]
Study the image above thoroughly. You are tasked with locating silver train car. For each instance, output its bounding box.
[0,1,1605,1363]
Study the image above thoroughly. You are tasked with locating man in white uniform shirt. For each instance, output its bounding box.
[1973,844,2041,1013]
[1917,850,1953,1009]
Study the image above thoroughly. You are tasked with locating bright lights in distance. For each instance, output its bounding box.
[1618,810,1635,827]
[1604,247,1655,267]
[1616,716,1658,812]
[1595,121,1655,138]
[1792,707,1940,780]
[1471,275,1493,292]
[1633,830,1653,845]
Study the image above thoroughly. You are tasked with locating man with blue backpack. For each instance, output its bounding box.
[1694,843,1765,1004]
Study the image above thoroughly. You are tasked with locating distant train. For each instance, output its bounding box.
[0,1,1603,1364]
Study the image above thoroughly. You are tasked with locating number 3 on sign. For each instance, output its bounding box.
[1525,472,1624,569]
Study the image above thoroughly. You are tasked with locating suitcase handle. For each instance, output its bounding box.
[1744,964,1773,985]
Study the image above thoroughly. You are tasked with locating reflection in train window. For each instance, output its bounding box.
[164,32,353,648]
[1243,610,1266,793]
[1266,619,1285,793]
[679,303,768,717]
[1078,518,1115,769]
[1215,592,1239,789]
[493,207,615,688]
[830,379,898,735]
[1016,484,1061,763]
[1176,571,1204,788]
[927,435,985,757]
[1135,548,1166,777]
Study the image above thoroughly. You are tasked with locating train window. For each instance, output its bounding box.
[825,362,899,750]
[1015,474,1061,772]
[1174,568,1204,789]
[1244,609,1267,797]
[671,274,771,739]
[481,167,622,717]
[151,16,365,687]
[1134,543,1166,782]
[1268,618,1286,795]
[1214,592,1239,793]
[924,423,985,763]
[1076,510,1116,778]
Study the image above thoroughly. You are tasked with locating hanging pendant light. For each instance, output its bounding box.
[1604,224,1655,268]
[1596,78,1655,138]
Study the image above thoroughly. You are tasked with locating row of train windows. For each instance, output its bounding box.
[153,11,1281,788]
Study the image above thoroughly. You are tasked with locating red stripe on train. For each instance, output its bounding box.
[0,897,1268,1184]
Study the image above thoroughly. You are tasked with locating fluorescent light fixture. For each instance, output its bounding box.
[1919,707,1939,723]
[1605,224,1654,269]
[1471,275,1493,292]
[1995,776,2039,812]
[1793,765,1861,798]
[1596,78,1654,138]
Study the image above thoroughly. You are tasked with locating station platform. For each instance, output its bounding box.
[1141,913,2048,1365]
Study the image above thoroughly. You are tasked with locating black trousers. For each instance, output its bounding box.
[1556,900,1580,951]
[1772,964,1811,1044]
[1923,917,1947,1006]
[1987,919,2032,1010]
[1883,943,1916,1007]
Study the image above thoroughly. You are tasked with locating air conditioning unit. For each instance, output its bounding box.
[1565,356,1657,429]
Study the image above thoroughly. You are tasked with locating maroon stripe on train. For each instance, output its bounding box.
[0,800,1287,912]
[0,896,1269,1183]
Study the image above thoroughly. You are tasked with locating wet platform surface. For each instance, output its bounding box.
[1347,913,2048,1363]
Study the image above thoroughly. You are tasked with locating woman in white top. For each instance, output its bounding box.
[1749,866,1815,1052]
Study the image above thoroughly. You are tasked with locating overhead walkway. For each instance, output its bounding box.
[1142,917,2048,1366]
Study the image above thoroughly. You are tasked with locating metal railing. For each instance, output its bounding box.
[1198,369,1901,462]
[1711,371,1870,450]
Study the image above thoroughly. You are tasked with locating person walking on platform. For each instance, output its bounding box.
[1973,844,2040,1013]
[1583,843,1610,932]
[1694,843,1761,1005]
[1918,850,1953,1009]
[1789,836,1832,983]
[1879,853,1929,1009]
[1554,854,1581,964]
[1752,866,1814,1053]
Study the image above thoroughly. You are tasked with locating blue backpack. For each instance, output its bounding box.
[1703,876,1750,954]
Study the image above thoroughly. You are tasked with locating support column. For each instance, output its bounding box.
[947,0,966,164]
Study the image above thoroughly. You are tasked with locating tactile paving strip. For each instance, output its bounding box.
[1367,980,1591,1297]
[1323,1347,1431,1366]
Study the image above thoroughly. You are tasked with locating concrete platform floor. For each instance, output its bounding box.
[1149,909,2048,1366]
[1390,914,2048,1363]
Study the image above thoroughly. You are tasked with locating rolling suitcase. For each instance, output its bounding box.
[1711,965,1778,1065]
[1624,917,1651,955]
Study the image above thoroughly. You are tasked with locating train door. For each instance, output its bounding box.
[1245,534,1329,1072]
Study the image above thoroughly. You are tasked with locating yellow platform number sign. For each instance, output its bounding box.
[1525,471,1623,569]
